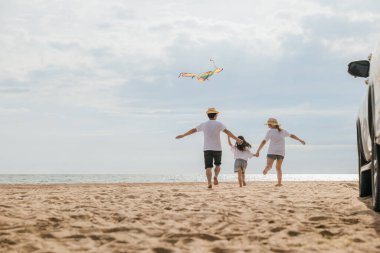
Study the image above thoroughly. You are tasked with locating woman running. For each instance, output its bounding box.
[255,118,305,186]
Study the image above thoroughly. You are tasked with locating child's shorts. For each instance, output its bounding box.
[234,159,247,172]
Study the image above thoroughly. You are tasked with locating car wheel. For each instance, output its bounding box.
[357,122,371,197]
[372,142,380,211]
[369,86,380,211]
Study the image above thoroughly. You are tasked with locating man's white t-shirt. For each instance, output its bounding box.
[264,129,290,156]
[196,120,226,151]
[230,146,254,161]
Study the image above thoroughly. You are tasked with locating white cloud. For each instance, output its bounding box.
[0,107,29,114]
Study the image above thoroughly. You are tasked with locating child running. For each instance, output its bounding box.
[255,118,305,187]
[228,136,257,187]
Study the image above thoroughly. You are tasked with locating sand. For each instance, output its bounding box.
[0,182,380,253]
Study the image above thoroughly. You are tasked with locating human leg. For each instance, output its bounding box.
[213,151,222,185]
[214,166,220,185]
[206,168,213,188]
[263,156,275,175]
[238,170,243,187]
[242,169,246,186]
[204,151,214,188]
[275,158,284,186]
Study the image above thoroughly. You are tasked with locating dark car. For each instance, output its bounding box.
[348,42,380,211]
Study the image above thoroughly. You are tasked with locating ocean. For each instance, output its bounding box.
[0,174,358,184]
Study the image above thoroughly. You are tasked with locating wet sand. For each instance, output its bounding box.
[0,182,380,252]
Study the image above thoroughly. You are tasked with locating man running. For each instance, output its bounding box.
[176,108,242,188]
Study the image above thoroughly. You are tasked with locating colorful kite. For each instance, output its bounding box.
[178,59,223,82]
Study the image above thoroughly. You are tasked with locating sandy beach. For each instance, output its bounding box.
[0,182,380,252]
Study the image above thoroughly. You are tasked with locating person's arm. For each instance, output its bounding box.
[255,140,267,157]
[176,128,197,139]
[251,152,258,157]
[223,129,243,144]
[290,134,306,145]
[227,136,233,146]
[248,149,258,158]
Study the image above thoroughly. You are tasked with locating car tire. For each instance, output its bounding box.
[357,122,371,197]
[371,142,380,211]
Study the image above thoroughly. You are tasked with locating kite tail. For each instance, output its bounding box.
[178,72,198,79]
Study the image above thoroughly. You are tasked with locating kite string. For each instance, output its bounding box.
[210,59,218,69]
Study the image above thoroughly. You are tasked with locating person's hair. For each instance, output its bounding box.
[235,136,252,151]
[207,113,217,119]
[269,124,282,132]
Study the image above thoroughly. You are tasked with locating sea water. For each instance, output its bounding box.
[0,174,358,184]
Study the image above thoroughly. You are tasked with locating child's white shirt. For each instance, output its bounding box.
[230,146,254,161]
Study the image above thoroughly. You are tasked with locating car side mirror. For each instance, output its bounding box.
[348,60,370,78]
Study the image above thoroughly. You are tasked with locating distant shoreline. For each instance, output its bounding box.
[0,174,358,184]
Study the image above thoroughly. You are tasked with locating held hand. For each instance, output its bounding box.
[255,152,260,157]
[176,135,184,139]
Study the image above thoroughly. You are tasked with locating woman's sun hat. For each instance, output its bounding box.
[265,117,280,126]
[206,107,219,114]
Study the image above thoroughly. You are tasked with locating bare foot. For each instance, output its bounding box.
[208,184,212,189]
[263,167,270,175]
[275,184,283,187]
[243,181,247,186]
[213,176,219,185]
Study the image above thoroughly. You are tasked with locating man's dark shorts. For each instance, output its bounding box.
[204,150,222,169]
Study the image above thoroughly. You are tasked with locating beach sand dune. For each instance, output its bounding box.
[0,182,380,252]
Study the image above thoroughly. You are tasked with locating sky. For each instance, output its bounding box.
[0,0,380,174]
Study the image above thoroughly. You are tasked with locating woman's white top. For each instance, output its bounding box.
[264,129,290,156]
[230,146,254,161]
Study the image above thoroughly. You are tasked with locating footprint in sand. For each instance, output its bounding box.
[340,218,359,225]
[89,234,115,242]
[309,216,329,222]
[22,244,40,251]
[153,247,173,253]
[270,227,285,233]
[40,233,55,239]
[166,233,222,242]
[65,234,87,240]
[319,230,339,238]
[102,226,144,233]
[287,230,300,237]
[0,238,17,246]
[270,247,291,253]
[352,237,365,243]
[211,247,233,253]
[174,193,189,197]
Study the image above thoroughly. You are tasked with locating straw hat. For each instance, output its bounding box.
[265,118,280,126]
[206,107,219,114]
